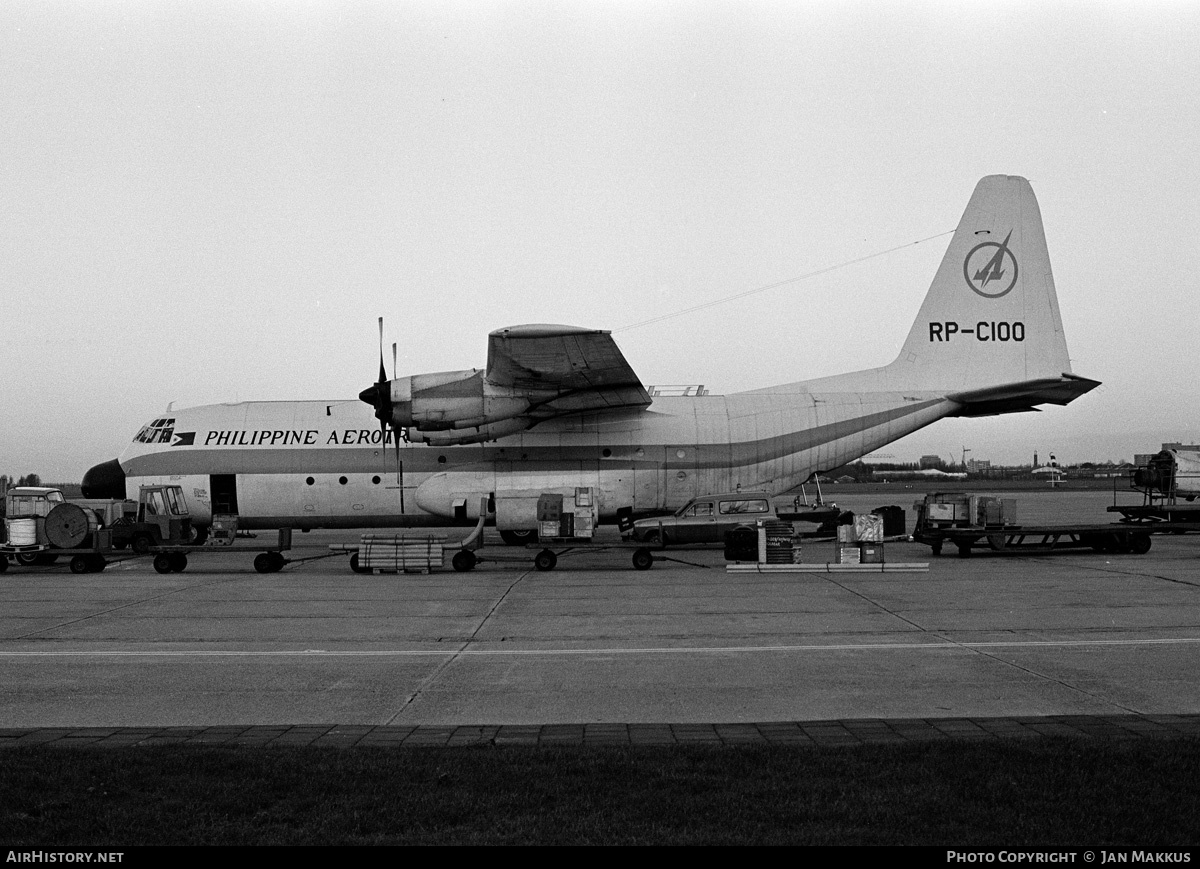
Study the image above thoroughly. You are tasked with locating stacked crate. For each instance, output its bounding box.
[835,513,885,563]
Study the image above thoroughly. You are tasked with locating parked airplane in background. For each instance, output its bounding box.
[83,175,1099,542]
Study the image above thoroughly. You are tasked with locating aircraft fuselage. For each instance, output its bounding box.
[113,389,952,529]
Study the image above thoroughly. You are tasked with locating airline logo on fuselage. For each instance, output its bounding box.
[963,229,1018,298]
[198,428,400,447]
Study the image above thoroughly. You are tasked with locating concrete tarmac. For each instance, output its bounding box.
[3,489,1199,733]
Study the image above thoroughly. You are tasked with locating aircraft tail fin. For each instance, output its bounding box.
[885,175,1094,407]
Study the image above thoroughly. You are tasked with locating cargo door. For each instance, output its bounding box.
[210,475,239,515]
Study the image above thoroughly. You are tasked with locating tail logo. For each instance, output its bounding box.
[963,229,1018,298]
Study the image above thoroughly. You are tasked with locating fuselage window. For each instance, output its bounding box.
[338,476,348,485]
[371,476,381,484]
[305,477,315,486]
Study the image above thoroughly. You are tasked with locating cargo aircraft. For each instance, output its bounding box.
[83,175,1099,543]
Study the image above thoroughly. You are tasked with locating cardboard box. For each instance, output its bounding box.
[854,513,884,542]
[859,543,883,563]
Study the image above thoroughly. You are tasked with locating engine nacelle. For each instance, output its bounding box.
[387,369,533,432]
[416,417,533,446]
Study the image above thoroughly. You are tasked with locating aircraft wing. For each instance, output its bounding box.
[486,325,652,415]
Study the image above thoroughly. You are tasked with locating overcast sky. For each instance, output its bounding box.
[4,1,1199,481]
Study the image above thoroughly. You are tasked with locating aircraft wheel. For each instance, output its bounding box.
[70,555,91,574]
[132,535,154,555]
[153,553,173,574]
[534,549,557,571]
[632,548,654,571]
[499,529,537,546]
[452,550,477,572]
[16,552,40,567]
[169,552,188,572]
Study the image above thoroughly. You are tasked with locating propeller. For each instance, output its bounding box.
[358,317,394,445]
[358,318,406,489]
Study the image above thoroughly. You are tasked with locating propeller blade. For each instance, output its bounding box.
[377,317,387,386]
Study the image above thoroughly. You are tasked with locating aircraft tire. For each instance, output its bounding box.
[452,550,476,572]
[254,553,273,574]
[153,554,173,574]
[500,530,537,546]
[632,548,654,571]
[534,549,557,571]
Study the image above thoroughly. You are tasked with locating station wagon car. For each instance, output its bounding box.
[624,492,774,545]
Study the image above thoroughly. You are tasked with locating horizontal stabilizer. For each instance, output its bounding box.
[947,373,1101,418]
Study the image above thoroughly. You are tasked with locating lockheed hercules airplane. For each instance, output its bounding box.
[82,175,1099,542]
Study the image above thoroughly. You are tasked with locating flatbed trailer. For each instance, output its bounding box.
[913,523,1180,557]
[453,535,665,572]
[0,528,128,574]
[1,528,300,575]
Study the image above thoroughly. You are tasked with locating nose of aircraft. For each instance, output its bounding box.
[81,458,127,499]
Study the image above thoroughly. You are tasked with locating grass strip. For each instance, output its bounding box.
[3,738,1199,845]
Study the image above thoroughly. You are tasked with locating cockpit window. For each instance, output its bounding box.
[134,418,176,444]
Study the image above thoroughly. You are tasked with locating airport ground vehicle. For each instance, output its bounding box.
[624,491,773,545]
[911,491,1165,557]
[623,491,842,547]
[1,484,297,574]
[1,484,196,573]
[1108,449,1200,524]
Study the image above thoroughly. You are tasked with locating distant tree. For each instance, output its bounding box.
[17,473,41,487]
